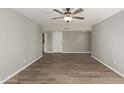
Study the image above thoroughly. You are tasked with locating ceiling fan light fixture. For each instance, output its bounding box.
[52,8,84,22]
[64,16,72,22]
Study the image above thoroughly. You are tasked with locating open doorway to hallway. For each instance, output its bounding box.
[42,33,45,54]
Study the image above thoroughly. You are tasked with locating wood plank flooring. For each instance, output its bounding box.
[5,53,124,84]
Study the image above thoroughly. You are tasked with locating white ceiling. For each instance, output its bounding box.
[15,8,123,31]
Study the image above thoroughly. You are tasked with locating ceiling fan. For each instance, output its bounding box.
[52,8,85,22]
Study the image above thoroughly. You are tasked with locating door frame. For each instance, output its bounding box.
[41,32,47,54]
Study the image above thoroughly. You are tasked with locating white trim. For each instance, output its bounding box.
[45,52,53,53]
[63,52,91,53]
[0,55,43,84]
[91,55,124,78]
[46,52,91,53]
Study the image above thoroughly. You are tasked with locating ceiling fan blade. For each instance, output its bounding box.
[73,8,83,15]
[53,9,64,15]
[72,16,85,20]
[52,17,64,19]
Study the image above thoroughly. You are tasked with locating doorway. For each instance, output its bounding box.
[42,33,45,54]
[52,32,63,53]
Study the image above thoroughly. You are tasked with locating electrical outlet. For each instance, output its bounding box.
[114,60,117,65]
[24,59,26,63]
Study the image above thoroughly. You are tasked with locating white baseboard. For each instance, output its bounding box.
[0,55,43,84]
[45,51,53,53]
[63,52,91,53]
[91,55,124,78]
[46,52,91,53]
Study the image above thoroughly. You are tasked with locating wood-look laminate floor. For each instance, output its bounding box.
[5,53,124,84]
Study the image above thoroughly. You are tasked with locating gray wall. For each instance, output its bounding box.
[63,31,91,53]
[92,10,124,75]
[46,31,91,53]
[0,9,42,82]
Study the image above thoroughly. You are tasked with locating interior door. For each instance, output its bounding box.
[52,32,63,53]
